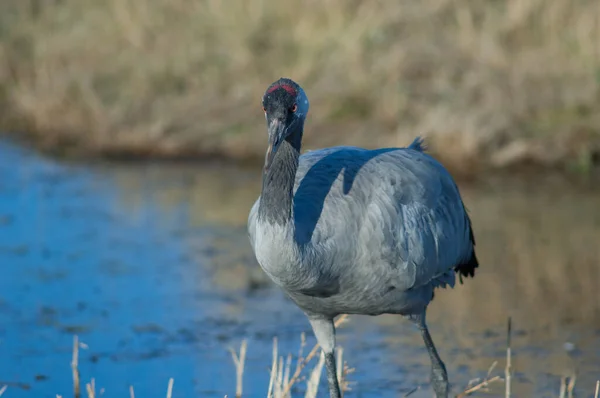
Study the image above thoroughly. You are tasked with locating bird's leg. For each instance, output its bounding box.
[412,312,449,398]
[308,317,342,398]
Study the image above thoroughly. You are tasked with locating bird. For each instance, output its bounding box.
[247,78,478,398]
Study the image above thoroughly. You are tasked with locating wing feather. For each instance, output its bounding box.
[290,142,473,290]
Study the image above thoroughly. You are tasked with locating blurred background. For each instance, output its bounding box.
[0,0,599,397]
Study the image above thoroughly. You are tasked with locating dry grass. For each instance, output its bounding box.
[0,0,599,172]
[231,314,353,398]
[227,315,598,397]
[1,316,597,397]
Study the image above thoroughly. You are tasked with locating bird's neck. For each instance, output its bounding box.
[258,131,302,225]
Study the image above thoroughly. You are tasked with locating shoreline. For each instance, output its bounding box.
[3,130,599,185]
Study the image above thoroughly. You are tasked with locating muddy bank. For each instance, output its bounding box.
[3,126,600,180]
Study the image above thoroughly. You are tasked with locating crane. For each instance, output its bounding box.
[248,78,478,398]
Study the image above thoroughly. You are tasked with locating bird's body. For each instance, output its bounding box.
[248,142,476,318]
[248,78,479,398]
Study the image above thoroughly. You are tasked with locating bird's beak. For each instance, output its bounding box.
[265,119,286,171]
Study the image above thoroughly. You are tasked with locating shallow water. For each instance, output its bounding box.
[0,140,599,398]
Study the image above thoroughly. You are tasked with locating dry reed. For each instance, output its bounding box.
[559,375,577,398]
[71,336,80,398]
[258,314,351,398]
[166,378,174,398]
[230,339,248,397]
[68,335,176,398]
[505,317,511,398]
[229,314,599,397]
[24,318,600,397]
[456,317,598,398]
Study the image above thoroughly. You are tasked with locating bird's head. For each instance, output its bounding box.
[261,78,309,171]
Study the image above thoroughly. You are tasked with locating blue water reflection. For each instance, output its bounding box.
[0,140,599,398]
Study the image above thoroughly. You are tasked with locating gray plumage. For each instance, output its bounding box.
[248,78,478,398]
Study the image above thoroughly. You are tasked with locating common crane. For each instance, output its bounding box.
[248,78,479,398]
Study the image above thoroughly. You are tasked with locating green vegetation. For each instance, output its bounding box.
[0,0,599,173]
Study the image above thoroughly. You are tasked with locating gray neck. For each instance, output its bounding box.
[258,131,302,225]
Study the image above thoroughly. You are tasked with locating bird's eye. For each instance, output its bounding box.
[290,104,298,113]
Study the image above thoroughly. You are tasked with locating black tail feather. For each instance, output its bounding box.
[454,223,479,284]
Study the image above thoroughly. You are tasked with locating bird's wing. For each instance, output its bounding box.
[292,142,473,291]
[367,147,474,290]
